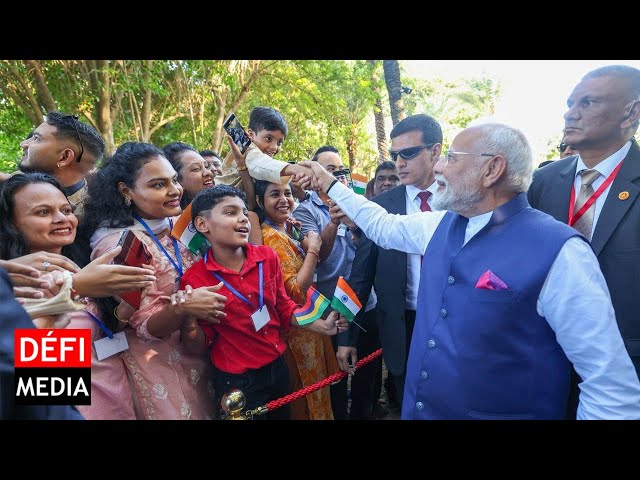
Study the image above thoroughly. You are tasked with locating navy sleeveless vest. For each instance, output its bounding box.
[402,193,582,419]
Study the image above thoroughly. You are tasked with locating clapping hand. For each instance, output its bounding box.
[162,282,227,323]
[0,259,52,301]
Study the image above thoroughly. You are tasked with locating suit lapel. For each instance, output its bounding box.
[396,185,407,215]
[383,186,408,270]
[548,158,578,222]
[591,142,640,255]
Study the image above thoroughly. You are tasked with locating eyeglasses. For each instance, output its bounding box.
[444,149,496,164]
[64,114,84,163]
[558,143,569,153]
[389,143,435,162]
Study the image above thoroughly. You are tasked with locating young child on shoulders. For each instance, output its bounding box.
[216,107,312,244]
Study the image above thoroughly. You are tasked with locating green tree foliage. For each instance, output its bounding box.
[401,75,502,148]
[0,60,500,180]
[0,103,31,172]
[542,136,563,161]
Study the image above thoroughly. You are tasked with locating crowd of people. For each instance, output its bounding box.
[1,64,640,420]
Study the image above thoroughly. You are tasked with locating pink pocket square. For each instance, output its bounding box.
[475,270,509,291]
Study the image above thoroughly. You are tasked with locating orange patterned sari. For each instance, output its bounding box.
[261,223,338,420]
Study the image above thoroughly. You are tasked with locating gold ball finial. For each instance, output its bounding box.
[221,389,247,420]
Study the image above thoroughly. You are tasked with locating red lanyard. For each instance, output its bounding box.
[568,162,623,226]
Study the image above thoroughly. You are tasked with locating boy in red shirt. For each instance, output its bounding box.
[180,185,344,420]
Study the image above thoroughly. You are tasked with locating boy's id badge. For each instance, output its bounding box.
[251,307,270,332]
[337,224,347,237]
[94,331,129,361]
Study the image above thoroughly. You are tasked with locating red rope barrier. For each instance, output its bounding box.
[245,348,383,418]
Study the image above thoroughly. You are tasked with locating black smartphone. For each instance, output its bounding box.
[222,113,252,154]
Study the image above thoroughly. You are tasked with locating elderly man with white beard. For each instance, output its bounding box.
[299,122,640,420]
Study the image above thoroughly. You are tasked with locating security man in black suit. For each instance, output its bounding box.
[528,65,640,415]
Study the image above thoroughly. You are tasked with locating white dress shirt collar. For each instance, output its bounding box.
[405,182,438,203]
[575,140,631,178]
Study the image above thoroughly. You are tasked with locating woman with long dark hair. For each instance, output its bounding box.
[83,142,223,419]
[0,172,156,419]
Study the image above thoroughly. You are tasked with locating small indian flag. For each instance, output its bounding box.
[294,287,330,325]
[171,203,210,255]
[331,276,362,321]
[351,173,368,196]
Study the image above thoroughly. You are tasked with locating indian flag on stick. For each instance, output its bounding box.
[294,287,330,325]
[350,173,368,196]
[331,276,362,321]
[171,203,210,255]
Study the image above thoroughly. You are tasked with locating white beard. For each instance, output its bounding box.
[431,173,483,214]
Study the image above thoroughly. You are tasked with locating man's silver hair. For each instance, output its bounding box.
[470,123,533,193]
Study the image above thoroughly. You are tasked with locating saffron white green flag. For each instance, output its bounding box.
[171,203,210,255]
[350,173,368,196]
[331,276,362,321]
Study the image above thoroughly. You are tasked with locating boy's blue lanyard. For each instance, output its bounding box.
[84,309,114,339]
[264,218,305,257]
[133,214,183,278]
[204,250,263,311]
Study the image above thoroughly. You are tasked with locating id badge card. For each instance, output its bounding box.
[337,224,348,237]
[251,306,270,332]
[94,331,129,361]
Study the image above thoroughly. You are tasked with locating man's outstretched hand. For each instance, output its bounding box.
[284,162,316,191]
[296,160,336,193]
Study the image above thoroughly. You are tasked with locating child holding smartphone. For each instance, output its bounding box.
[179,185,346,420]
[216,107,313,214]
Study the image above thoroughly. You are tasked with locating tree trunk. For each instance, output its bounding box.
[24,60,57,113]
[85,60,115,154]
[368,60,388,162]
[141,60,153,142]
[4,61,43,122]
[383,60,405,126]
[346,128,357,171]
[373,97,388,161]
[212,90,228,153]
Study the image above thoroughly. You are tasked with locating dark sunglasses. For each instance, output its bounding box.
[63,114,84,163]
[389,143,435,162]
[558,143,569,153]
[332,168,351,178]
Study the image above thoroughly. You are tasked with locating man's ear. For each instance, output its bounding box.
[483,155,507,188]
[57,148,75,168]
[431,143,443,162]
[194,215,209,234]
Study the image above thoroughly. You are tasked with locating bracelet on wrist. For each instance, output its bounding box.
[69,275,89,304]
[70,287,89,305]
[237,165,248,171]
[326,179,338,194]
[306,250,320,262]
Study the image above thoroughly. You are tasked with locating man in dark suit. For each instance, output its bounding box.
[528,65,640,401]
[0,264,84,420]
[337,114,443,412]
